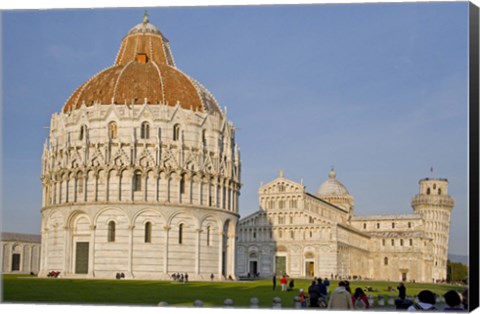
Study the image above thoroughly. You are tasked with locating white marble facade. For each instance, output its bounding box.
[1,233,41,274]
[39,17,241,280]
[236,170,454,283]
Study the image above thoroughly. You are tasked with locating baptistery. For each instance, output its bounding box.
[39,15,241,280]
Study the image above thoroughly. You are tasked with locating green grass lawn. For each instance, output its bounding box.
[1,275,466,309]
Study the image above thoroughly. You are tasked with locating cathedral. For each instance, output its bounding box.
[236,169,454,283]
[39,15,241,280]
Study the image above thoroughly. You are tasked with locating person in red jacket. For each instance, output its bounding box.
[352,287,370,309]
[280,275,288,292]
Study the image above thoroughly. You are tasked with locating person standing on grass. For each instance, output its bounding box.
[397,282,406,300]
[308,280,320,307]
[280,275,287,292]
[324,277,330,294]
[272,273,277,291]
[328,281,353,310]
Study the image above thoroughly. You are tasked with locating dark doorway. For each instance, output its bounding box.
[275,256,286,275]
[75,242,89,274]
[402,272,407,281]
[11,253,20,271]
[249,260,258,275]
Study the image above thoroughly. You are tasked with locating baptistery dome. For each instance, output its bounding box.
[40,16,240,281]
[63,15,221,115]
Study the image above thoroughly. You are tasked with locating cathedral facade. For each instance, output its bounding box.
[39,16,241,280]
[236,170,454,283]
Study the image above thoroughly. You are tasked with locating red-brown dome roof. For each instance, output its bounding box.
[63,17,221,115]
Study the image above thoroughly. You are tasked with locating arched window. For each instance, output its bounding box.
[391,239,395,246]
[108,121,118,139]
[384,257,388,266]
[79,125,87,140]
[290,199,297,208]
[173,124,181,141]
[141,122,150,139]
[145,222,152,243]
[290,230,294,239]
[438,188,442,195]
[363,223,367,229]
[133,171,142,191]
[392,222,395,229]
[108,221,116,242]
[179,175,185,194]
[408,222,412,228]
[206,226,211,246]
[400,239,404,246]
[426,188,431,195]
[382,239,385,246]
[77,173,84,194]
[409,239,413,246]
[377,223,380,229]
[202,129,207,146]
[178,223,183,244]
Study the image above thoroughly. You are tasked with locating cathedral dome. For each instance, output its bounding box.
[63,16,221,115]
[316,169,350,197]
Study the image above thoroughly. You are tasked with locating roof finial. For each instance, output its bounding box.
[280,169,284,178]
[329,166,336,179]
[143,10,149,24]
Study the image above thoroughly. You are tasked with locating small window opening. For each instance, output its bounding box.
[133,171,142,191]
[141,122,150,139]
[145,222,152,243]
[178,224,184,244]
[137,53,148,64]
[108,121,118,139]
[108,221,116,242]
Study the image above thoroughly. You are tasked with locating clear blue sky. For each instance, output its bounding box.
[1,2,470,255]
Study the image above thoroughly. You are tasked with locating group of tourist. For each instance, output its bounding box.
[272,276,468,311]
[171,273,189,283]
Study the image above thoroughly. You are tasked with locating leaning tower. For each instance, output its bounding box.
[411,178,455,282]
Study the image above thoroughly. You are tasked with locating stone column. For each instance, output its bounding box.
[195,228,202,274]
[88,224,96,278]
[4,244,12,272]
[144,172,148,202]
[228,230,236,279]
[218,231,224,279]
[163,226,170,274]
[63,226,69,275]
[40,228,49,275]
[83,174,88,202]
[155,173,160,202]
[94,172,99,202]
[128,225,135,278]
[129,170,134,202]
